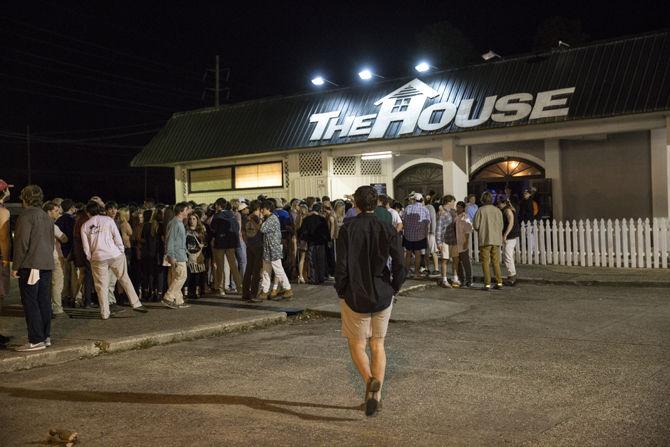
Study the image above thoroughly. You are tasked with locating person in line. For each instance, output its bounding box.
[295,202,310,284]
[385,196,403,233]
[185,211,207,300]
[473,191,504,291]
[436,195,458,288]
[373,195,392,226]
[81,201,149,319]
[519,189,536,256]
[11,185,54,351]
[140,209,159,300]
[454,201,474,287]
[321,197,337,278]
[498,196,520,286]
[72,207,93,308]
[162,202,190,309]
[231,199,247,282]
[402,193,430,279]
[465,194,478,222]
[424,195,440,277]
[211,198,243,296]
[0,180,13,321]
[335,185,407,417]
[298,203,330,285]
[241,201,264,302]
[55,199,77,307]
[104,201,122,310]
[259,200,293,299]
[43,202,69,318]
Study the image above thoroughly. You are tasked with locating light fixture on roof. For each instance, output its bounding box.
[481,50,501,61]
[558,40,571,48]
[311,76,338,87]
[414,61,437,73]
[361,151,392,160]
[358,68,384,81]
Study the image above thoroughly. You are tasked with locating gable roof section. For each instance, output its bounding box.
[373,79,440,105]
[133,31,670,167]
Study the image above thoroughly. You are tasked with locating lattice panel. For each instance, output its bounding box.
[284,159,290,187]
[360,158,382,175]
[333,156,357,176]
[299,152,323,177]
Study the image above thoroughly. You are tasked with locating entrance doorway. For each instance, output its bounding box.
[393,163,443,203]
[468,158,552,219]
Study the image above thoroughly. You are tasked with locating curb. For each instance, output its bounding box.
[400,276,670,289]
[0,313,287,374]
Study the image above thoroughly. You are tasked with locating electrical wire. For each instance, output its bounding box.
[35,121,165,136]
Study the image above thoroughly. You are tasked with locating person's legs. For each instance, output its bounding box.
[451,254,460,284]
[271,259,292,291]
[347,338,372,385]
[298,250,307,282]
[212,248,226,292]
[369,337,387,400]
[18,269,48,343]
[90,259,111,318]
[60,257,72,303]
[459,250,472,284]
[503,238,517,278]
[316,244,327,283]
[37,270,52,340]
[225,248,243,291]
[480,245,492,287]
[163,262,188,305]
[236,239,247,279]
[413,250,422,277]
[259,260,272,294]
[306,245,317,284]
[491,245,503,285]
[50,256,64,314]
[107,274,118,306]
[108,255,142,307]
[249,247,263,298]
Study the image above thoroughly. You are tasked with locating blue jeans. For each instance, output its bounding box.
[236,239,247,279]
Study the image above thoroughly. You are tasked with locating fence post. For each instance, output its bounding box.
[585,219,593,266]
[652,218,660,269]
[614,219,622,268]
[572,219,579,265]
[520,222,527,264]
[600,219,608,268]
[533,221,540,265]
[629,219,637,268]
[593,219,600,267]
[606,219,614,267]
[565,221,573,266]
[661,218,668,269]
[636,218,644,268]
[551,219,559,265]
[473,230,479,263]
[558,221,565,266]
[644,218,652,268]
[539,220,547,265]
[622,219,629,268]
[578,220,586,266]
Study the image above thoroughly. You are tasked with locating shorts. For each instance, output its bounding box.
[426,234,437,253]
[440,244,450,259]
[403,237,427,251]
[340,299,393,340]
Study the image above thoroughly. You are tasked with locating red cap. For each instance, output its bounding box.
[0,179,13,192]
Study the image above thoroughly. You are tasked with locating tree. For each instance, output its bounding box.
[416,21,480,69]
[533,17,590,51]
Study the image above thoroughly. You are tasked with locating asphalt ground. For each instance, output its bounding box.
[1,284,669,446]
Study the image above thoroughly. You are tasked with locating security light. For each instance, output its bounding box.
[311,76,339,87]
[358,69,373,80]
[481,50,501,61]
[414,61,431,72]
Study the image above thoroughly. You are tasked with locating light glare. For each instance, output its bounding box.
[358,69,373,80]
[311,76,325,86]
[415,62,430,72]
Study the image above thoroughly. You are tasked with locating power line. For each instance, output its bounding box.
[6,47,203,97]
[0,54,202,101]
[0,73,176,112]
[0,131,145,149]
[0,85,168,115]
[35,121,165,136]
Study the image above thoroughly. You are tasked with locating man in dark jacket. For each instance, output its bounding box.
[335,185,406,417]
[11,185,55,352]
[210,198,243,295]
[298,203,330,284]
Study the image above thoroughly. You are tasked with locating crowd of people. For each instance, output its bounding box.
[0,178,531,353]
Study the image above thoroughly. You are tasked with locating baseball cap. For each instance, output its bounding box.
[414,192,423,201]
[238,202,248,211]
[0,179,14,192]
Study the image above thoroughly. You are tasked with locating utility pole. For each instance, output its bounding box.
[26,125,31,184]
[215,55,220,107]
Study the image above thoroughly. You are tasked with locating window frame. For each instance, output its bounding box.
[188,160,284,193]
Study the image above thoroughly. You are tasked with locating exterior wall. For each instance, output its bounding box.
[560,131,651,220]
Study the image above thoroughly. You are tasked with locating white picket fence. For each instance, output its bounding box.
[469,218,670,269]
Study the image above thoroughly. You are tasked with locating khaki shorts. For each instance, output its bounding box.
[340,299,393,340]
[440,243,450,259]
[426,234,437,253]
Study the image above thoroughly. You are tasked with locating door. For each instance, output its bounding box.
[393,163,443,203]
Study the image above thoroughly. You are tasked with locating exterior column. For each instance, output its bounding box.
[650,118,670,218]
[544,139,563,220]
[174,166,187,202]
[441,138,468,201]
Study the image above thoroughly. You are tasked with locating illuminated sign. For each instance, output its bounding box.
[309,79,575,141]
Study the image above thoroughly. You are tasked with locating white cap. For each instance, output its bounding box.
[414,192,423,201]
[238,202,248,211]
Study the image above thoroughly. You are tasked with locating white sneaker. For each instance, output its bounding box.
[15,342,46,352]
[45,337,51,347]
[219,290,226,297]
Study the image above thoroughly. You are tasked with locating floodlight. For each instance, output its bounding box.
[414,61,431,72]
[358,69,373,80]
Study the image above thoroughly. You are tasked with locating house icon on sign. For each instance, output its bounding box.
[368,79,440,139]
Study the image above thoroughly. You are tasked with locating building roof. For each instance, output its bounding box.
[132,31,670,167]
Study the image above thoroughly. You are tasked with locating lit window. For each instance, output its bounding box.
[234,162,283,189]
[472,159,543,181]
[189,167,232,192]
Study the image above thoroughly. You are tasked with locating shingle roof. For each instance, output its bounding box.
[132,31,670,167]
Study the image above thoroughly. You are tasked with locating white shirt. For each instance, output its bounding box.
[81,215,125,262]
[388,208,401,227]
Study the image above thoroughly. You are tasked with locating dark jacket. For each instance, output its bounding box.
[55,212,75,258]
[12,206,55,271]
[298,214,330,246]
[244,214,263,248]
[211,210,240,249]
[335,212,406,313]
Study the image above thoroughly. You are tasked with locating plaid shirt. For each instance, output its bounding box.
[402,203,430,241]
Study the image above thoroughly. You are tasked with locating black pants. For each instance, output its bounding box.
[18,269,52,344]
[325,240,335,276]
[186,270,206,297]
[141,257,157,292]
[242,244,263,299]
[82,262,94,306]
[307,244,327,284]
[457,250,472,283]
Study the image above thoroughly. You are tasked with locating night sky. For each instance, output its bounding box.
[1,0,668,204]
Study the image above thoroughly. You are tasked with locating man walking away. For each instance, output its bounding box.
[211,198,243,295]
[163,202,190,309]
[298,203,329,285]
[44,202,69,318]
[336,185,407,417]
[81,201,148,319]
[498,196,520,286]
[473,191,504,291]
[12,185,54,351]
[259,201,293,300]
[455,201,474,287]
[402,193,430,279]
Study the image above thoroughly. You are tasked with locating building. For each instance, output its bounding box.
[132,31,670,220]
